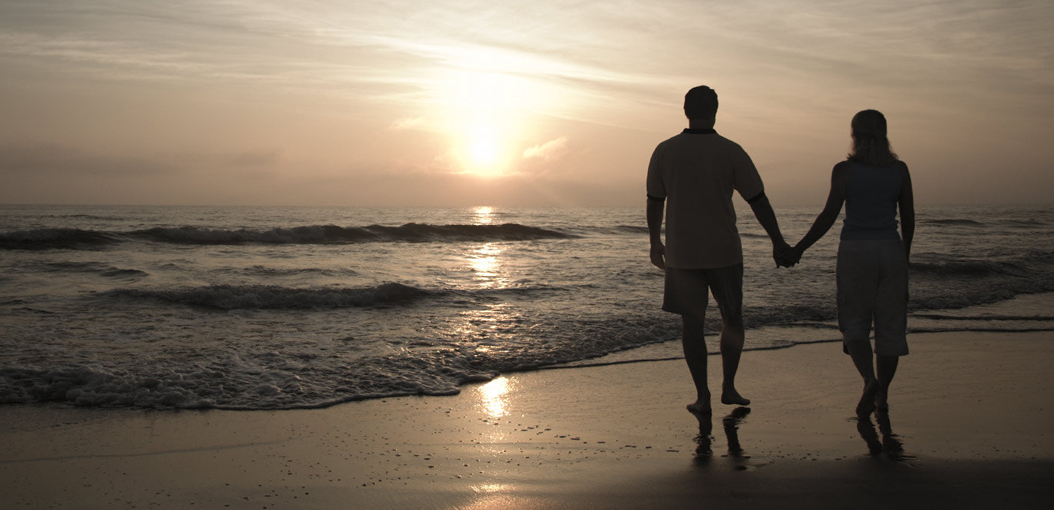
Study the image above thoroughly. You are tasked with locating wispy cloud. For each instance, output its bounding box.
[522,137,568,161]
[0,143,175,177]
[390,117,426,131]
[0,143,277,177]
[0,1,675,117]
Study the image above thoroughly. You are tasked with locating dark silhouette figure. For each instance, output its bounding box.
[857,415,885,456]
[647,86,790,414]
[856,410,911,461]
[693,411,714,465]
[722,407,751,461]
[693,406,751,468]
[780,110,915,417]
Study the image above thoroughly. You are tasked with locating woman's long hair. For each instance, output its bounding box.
[848,109,898,167]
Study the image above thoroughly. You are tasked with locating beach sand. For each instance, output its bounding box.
[2,330,1053,509]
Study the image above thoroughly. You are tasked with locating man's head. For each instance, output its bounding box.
[684,86,718,125]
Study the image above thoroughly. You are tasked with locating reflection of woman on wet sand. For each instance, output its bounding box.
[781,110,915,417]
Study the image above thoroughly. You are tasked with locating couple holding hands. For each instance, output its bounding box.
[647,86,914,418]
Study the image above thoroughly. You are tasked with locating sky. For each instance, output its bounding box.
[1,0,1052,207]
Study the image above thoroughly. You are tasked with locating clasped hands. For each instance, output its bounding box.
[774,241,803,268]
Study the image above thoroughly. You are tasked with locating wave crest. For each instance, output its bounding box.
[1,223,575,249]
[0,228,117,250]
[911,260,1029,277]
[922,219,984,226]
[132,223,575,245]
[104,282,432,310]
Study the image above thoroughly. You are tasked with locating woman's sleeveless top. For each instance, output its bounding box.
[840,161,903,241]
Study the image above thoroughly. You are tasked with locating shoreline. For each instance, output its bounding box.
[2,330,1053,509]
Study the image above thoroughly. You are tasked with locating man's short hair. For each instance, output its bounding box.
[684,86,718,120]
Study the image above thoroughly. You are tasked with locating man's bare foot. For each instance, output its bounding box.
[687,400,712,415]
[720,388,750,406]
[875,390,889,412]
[856,379,879,417]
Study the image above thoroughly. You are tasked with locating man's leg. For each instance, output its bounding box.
[708,264,750,406]
[666,267,714,414]
[718,312,750,406]
[681,314,711,414]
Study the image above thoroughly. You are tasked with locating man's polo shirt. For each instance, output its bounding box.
[646,128,765,269]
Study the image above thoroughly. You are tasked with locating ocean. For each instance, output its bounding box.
[1,204,1052,410]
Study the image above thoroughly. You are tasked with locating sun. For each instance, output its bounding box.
[433,48,557,177]
[469,137,499,167]
[444,71,515,177]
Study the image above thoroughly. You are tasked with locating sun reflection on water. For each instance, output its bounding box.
[473,206,494,225]
[464,207,513,289]
[471,483,509,494]
[468,242,508,289]
[478,376,511,418]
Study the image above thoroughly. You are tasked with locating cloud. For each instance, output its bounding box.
[522,137,568,161]
[0,144,175,177]
[390,117,426,130]
[194,150,281,168]
[0,143,286,205]
[0,143,281,175]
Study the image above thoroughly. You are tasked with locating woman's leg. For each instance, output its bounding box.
[875,354,899,411]
[873,239,909,413]
[838,241,880,416]
[846,340,878,416]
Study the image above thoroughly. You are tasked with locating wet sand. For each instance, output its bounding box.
[2,330,1053,509]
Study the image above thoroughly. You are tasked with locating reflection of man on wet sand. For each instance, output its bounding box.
[647,85,790,414]
[857,412,909,461]
[693,407,751,466]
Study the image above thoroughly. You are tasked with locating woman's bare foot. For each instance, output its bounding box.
[687,400,712,415]
[856,379,879,417]
[721,387,750,406]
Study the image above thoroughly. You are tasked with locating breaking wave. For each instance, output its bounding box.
[0,228,118,250]
[103,282,434,310]
[0,223,576,249]
[921,218,984,226]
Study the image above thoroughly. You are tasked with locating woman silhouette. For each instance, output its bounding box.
[784,110,915,416]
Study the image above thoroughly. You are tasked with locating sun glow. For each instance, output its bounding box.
[434,47,560,177]
[445,71,516,177]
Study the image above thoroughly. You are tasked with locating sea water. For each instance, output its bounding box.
[1,204,1052,409]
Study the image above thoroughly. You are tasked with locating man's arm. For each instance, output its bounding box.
[647,196,665,270]
[746,192,791,266]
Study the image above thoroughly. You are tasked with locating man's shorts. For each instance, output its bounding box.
[836,239,909,356]
[662,264,744,321]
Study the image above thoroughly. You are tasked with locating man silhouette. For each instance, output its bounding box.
[646,85,789,414]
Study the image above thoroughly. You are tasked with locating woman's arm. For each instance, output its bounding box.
[898,162,915,262]
[789,162,850,263]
